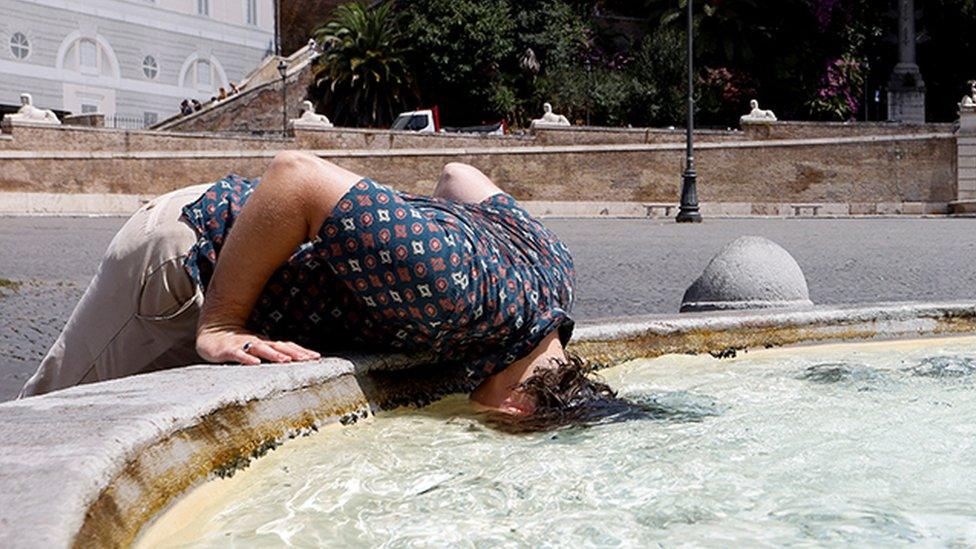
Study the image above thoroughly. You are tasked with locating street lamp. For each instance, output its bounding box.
[676,0,702,223]
[277,58,288,136]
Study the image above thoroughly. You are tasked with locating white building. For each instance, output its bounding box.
[0,0,275,127]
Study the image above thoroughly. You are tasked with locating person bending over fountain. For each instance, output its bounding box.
[19,154,586,417]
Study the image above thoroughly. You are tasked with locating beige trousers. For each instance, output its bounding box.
[19,184,211,397]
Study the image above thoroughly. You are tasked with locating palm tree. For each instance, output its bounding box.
[310,2,417,127]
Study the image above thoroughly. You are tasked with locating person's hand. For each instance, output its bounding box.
[196,327,321,365]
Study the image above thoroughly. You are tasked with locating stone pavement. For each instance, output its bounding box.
[2,216,974,402]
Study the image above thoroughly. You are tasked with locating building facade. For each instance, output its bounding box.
[0,0,275,127]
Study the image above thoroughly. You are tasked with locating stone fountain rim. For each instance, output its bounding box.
[2,300,976,548]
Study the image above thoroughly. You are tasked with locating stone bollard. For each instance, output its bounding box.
[680,236,813,313]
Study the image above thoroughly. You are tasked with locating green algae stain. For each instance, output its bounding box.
[0,277,21,295]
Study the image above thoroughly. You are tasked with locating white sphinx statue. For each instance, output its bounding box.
[307,38,321,59]
[5,93,60,125]
[740,99,777,124]
[289,100,333,128]
[960,81,976,111]
[959,81,976,131]
[530,102,570,128]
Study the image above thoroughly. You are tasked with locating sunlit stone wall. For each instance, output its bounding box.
[0,121,957,213]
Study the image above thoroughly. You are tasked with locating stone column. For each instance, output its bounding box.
[887,0,925,123]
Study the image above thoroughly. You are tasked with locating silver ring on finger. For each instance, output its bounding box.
[242,341,254,353]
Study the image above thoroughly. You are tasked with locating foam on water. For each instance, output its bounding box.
[139,336,976,547]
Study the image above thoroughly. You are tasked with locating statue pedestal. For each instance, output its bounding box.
[739,116,776,126]
[1,115,60,132]
[887,65,926,123]
[960,106,976,132]
[288,119,333,130]
[956,108,976,204]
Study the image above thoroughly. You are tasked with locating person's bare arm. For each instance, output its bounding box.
[196,151,361,365]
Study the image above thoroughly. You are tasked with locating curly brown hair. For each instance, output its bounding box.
[484,354,649,433]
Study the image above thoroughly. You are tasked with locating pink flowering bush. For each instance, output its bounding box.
[699,67,755,104]
[697,66,756,125]
[808,54,865,121]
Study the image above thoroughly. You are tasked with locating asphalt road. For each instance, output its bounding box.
[2,216,974,402]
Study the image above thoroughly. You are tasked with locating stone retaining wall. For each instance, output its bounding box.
[293,126,535,149]
[1,118,951,151]
[0,123,292,152]
[741,120,954,140]
[0,121,959,213]
[530,125,743,145]
[0,133,957,211]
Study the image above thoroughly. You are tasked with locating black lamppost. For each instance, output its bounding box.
[278,58,288,136]
[676,0,702,223]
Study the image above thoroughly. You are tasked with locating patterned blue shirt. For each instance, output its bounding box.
[181,175,575,382]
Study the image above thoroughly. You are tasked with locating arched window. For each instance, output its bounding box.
[142,55,159,80]
[195,59,211,87]
[183,58,216,90]
[80,39,97,67]
[9,32,29,59]
[179,54,226,93]
[63,37,115,76]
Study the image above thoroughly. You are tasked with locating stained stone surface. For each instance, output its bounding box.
[680,236,813,312]
[0,358,360,549]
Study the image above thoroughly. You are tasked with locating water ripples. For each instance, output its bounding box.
[151,337,976,547]
[908,356,976,379]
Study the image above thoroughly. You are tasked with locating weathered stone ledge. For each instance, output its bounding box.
[1,301,975,548]
[949,199,976,215]
[0,193,951,217]
[0,118,293,143]
[571,301,976,365]
[0,132,953,160]
[531,124,737,135]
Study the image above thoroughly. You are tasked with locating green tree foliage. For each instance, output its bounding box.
[642,0,976,124]
[511,0,590,125]
[399,0,691,127]
[628,27,687,126]
[309,3,417,127]
[396,0,691,127]
[311,0,976,127]
[401,0,517,125]
[644,0,831,124]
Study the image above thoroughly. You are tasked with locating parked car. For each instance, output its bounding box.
[391,107,505,135]
[391,109,438,133]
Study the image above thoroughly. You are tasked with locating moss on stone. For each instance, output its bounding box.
[0,278,21,295]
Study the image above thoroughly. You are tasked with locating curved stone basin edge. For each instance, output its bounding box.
[1,300,974,548]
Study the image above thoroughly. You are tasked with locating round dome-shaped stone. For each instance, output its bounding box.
[680,236,812,313]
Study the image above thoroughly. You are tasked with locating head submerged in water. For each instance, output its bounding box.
[485,355,649,433]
